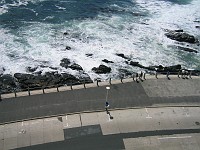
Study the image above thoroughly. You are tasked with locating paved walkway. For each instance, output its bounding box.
[1,107,200,150]
[0,75,200,124]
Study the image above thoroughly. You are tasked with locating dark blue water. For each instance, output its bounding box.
[0,0,199,79]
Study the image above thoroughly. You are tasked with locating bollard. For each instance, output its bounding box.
[132,74,135,81]
[57,85,59,92]
[109,78,112,85]
[83,80,86,89]
[28,87,30,96]
[97,80,99,87]
[42,87,45,94]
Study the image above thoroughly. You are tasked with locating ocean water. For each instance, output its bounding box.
[0,0,200,80]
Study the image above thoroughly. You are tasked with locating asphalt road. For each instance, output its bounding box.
[0,77,200,124]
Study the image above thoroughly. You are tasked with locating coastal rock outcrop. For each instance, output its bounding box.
[165,30,199,44]
[60,58,71,68]
[92,65,111,74]
[0,74,16,93]
[69,63,83,71]
[116,53,129,59]
[102,59,114,63]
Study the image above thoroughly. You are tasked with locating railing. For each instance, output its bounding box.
[0,70,198,100]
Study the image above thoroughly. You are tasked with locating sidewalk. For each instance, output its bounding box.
[1,107,200,150]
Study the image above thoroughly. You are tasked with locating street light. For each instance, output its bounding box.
[105,86,110,108]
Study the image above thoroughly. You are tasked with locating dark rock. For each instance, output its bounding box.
[0,74,16,94]
[92,65,111,74]
[165,30,199,43]
[131,12,145,16]
[174,29,184,32]
[61,73,80,85]
[116,53,129,59]
[118,69,133,77]
[26,66,38,72]
[78,73,93,84]
[102,59,114,63]
[60,58,71,68]
[49,67,58,70]
[0,67,5,75]
[63,32,69,35]
[129,61,147,69]
[196,26,200,29]
[194,20,200,23]
[66,46,71,50]
[14,73,34,82]
[176,46,198,53]
[86,53,93,57]
[69,63,83,71]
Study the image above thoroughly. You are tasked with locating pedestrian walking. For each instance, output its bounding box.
[166,71,170,79]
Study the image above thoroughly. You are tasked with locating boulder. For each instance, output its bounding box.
[86,53,93,57]
[0,74,16,93]
[102,59,114,63]
[116,53,129,59]
[92,65,111,74]
[129,61,147,69]
[176,46,198,53]
[165,30,199,43]
[69,63,83,71]
[66,46,71,50]
[60,58,71,68]
[26,66,38,72]
[0,67,5,75]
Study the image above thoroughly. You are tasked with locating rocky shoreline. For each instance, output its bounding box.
[1,28,200,94]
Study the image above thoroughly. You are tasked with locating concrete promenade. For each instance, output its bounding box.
[1,107,200,149]
[0,75,200,124]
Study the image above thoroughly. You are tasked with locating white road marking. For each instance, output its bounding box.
[145,108,152,119]
[158,136,192,140]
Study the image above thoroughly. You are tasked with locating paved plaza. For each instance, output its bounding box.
[0,107,200,149]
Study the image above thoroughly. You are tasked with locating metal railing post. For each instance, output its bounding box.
[132,74,135,81]
[143,73,146,80]
[28,87,30,96]
[14,89,17,98]
[42,87,45,94]
[57,85,59,92]
[70,82,73,90]
[109,78,112,85]
[97,80,99,87]
[83,80,86,89]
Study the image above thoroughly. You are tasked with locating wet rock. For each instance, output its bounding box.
[66,46,71,50]
[69,63,83,71]
[49,67,58,70]
[86,53,93,57]
[0,74,16,93]
[102,59,114,63]
[129,61,147,69]
[63,32,69,35]
[61,73,80,85]
[92,65,111,74]
[176,46,198,53]
[118,69,133,77]
[0,67,5,75]
[26,66,38,72]
[116,53,129,59]
[165,30,199,43]
[60,58,71,68]
[196,26,200,29]
[78,73,93,84]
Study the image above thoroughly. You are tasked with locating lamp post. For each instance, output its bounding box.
[105,86,110,108]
